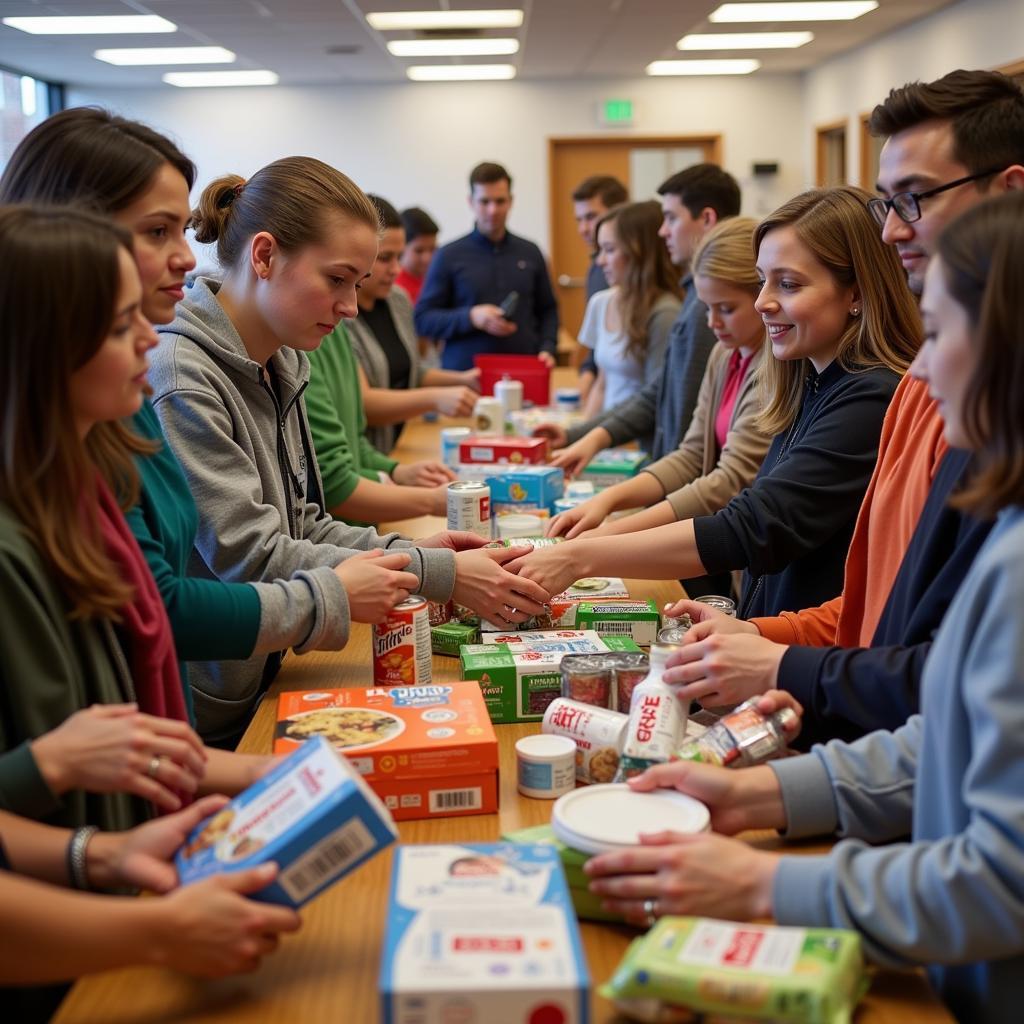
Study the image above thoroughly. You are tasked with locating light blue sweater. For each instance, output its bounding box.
[770,505,1024,1023]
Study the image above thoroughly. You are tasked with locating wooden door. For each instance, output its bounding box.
[548,135,721,350]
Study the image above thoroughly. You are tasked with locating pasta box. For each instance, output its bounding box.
[576,448,649,486]
[175,735,396,908]
[380,842,590,1024]
[461,637,641,723]
[486,465,564,509]
[274,684,499,821]
[459,435,549,465]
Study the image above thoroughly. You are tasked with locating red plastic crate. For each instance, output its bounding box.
[474,354,551,407]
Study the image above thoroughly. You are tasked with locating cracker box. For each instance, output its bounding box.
[274,684,499,821]
[475,629,633,655]
[461,637,641,723]
[380,843,590,1024]
[486,465,564,510]
[577,447,649,487]
[574,599,661,646]
[175,735,396,908]
[459,435,549,466]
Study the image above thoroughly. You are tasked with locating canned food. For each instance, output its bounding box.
[542,698,629,784]
[373,596,432,686]
[473,396,505,436]
[696,594,736,617]
[440,427,470,468]
[446,480,491,539]
[560,654,614,708]
[609,651,651,713]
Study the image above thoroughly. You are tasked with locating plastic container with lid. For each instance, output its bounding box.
[496,513,544,540]
[551,783,710,855]
[515,734,577,799]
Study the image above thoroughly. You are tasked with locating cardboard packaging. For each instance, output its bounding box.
[459,435,549,466]
[175,735,396,908]
[573,599,661,646]
[461,637,641,723]
[486,465,564,512]
[380,842,590,1024]
[576,447,649,487]
[274,684,499,821]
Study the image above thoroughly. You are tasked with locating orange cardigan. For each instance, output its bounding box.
[751,373,948,647]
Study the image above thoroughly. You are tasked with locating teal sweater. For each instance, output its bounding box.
[305,322,398,511]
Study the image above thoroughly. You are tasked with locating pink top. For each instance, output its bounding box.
[714,349,756,450]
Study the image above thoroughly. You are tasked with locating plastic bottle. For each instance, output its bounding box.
[673,699,798,768]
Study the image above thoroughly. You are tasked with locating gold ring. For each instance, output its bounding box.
[146,755,161,778]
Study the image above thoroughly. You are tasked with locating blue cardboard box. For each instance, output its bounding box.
[380,842,590,1023]
[486,465,564,511]
[175,735,397,908]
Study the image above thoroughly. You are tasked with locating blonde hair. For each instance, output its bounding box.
[692,217,761,293]
[192,156,380,268]
[754,187,920,435]
[596,200,681,361]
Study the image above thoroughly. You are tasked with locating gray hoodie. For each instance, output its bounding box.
[150,277,455,740]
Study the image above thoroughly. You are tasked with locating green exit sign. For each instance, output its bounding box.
[600,98,634,126]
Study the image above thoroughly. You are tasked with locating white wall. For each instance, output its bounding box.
[804,0,1024,186]
[68,73,804,260]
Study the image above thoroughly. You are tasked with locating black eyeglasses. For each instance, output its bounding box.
[866,167,1005,227]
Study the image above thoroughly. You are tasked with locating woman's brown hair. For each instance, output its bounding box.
[754,186,921,435]
[939,192,1024,517]
[595,199,681,361]
[191,156,380,269]
[0,205,140,620]
[692,217,761,294]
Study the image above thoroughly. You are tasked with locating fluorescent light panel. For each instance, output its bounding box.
[95,46,236,66]
[2,15,176,34]
[387,38,519,56]
[406,63,516,81]
[368,10,523,31]
[647,59,760,76]
[163,70,278,87]
[710,2,877,22]
[679,31,813,49]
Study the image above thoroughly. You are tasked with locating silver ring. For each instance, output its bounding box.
[642,898,658,928]
[146,755,161,779]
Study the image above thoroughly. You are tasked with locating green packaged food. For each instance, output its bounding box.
[430,620,480,656]
[601,916,867,1024]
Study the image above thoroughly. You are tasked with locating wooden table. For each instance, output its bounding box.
[55,391,953,1024]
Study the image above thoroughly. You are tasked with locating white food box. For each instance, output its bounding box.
[380,842,590,1023]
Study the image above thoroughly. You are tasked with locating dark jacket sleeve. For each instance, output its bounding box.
[0,742,60,818]
[413,247,472,341]
[533,251,559,355]
[693,373,895,577]
[565,378,659,446]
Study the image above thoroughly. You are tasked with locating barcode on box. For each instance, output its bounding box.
[429,787,482,813]
[279,818,374,902]
[596,622,634,635]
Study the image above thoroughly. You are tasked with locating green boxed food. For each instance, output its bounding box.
[577,447,649,487]
[462,638,640,723]
[601,916,867,1024]
[574,599,660,646]
[431,620,480,657]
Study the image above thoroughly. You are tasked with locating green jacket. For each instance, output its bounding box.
[305,322,398,513]
[0,502,148,831]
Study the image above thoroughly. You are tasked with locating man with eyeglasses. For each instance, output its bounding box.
[667,69,1024,749]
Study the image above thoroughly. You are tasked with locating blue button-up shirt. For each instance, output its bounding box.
[414,227,560,370]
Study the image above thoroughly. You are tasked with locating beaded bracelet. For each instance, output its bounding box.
[67,825,99,891]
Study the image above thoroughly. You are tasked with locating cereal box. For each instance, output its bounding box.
[461,638,641,724]
[459,435,549,466]
[576,447,649,487]
[486,465,564,510]
[380,843,590,1024]
[574,599,661,646]
[175,735,396,908]
[274,684,499,821]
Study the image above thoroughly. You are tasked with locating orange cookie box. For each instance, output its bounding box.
[274,682,499,822]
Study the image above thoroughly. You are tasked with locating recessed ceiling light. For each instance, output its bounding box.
[678,31,814,49]
[709,2,877,22]
[368,10,523,31]
[2,15,176,34]
[646,59,761,76]
[95,47,236,66]
[387,38,519,57]
[163,70,279,88]
[406,64,516,81]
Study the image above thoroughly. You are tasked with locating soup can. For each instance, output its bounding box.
[473,396,505,436]
[440,426,470,468]
[696,594,737,617]
[373,596,432,686]
[446,480,491,539]
[542,698,629,785]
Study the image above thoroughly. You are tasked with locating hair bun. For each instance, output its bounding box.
[192,173,245,244]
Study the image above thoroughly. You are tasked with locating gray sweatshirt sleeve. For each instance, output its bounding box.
[251,567,350,655]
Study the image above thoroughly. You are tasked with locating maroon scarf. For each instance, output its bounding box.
[94,475,189,725]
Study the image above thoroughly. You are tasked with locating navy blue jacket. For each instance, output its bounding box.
[779,447,993,748]
[414,227,559,370]
[694,361,900,620]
